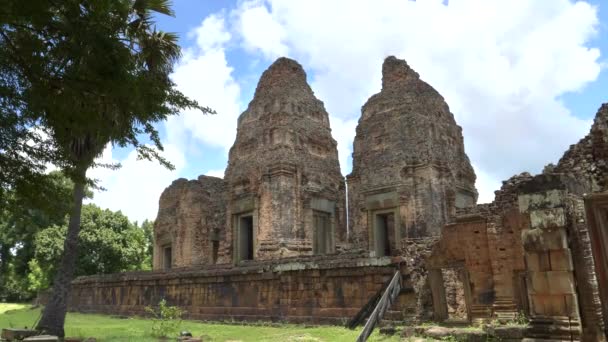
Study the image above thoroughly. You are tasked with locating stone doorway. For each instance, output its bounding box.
[313,210,332,255]
[442,268,469,321]
[513,271,530,315]
[212,240,219,264]
[163,245,172,270]
[237,214,254,262]
[374,212,395,257]
[429,267,472,322]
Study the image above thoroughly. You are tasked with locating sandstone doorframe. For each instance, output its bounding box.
[312,210,332,255]
[429,266,473,323]
[233,210,258,264]
[153,233,173,270]
[310,198,336,255]
[368,207,400,257]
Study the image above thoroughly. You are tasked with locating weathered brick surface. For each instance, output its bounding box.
[555,103,608,192]
[153,176,226,268]
[69,255,413,323]
[347,56,478,250]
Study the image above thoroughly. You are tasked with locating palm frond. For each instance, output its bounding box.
[132,0,174,17]
[140,29,181,71]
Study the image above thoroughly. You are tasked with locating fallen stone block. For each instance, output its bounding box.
[23,336,58,342]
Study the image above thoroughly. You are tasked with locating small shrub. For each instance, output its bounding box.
[510,311,530,326]
[145,299,184,338]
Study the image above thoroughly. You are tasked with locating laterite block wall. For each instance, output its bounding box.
[68,256,410,324]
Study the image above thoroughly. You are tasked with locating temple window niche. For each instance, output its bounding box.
[311,198,336,255]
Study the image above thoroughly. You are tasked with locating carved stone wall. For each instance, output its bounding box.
[222,58,346,262]
[348,56,477,253]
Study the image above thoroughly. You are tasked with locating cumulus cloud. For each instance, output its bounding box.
[171,14,242,151]
[232,0,602,203]
[205,168,226,178]
[87,143,185,223]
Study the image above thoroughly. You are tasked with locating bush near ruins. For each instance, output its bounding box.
[145,299,184,338]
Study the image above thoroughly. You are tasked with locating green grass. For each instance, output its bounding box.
[0,303,30,314]
[0,304,400,342]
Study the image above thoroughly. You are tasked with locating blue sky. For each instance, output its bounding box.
[89,0,608,223]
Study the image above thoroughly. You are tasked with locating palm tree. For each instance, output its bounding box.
[1,0,212,336]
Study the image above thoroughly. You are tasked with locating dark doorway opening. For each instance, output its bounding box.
[313,211,331,255]
[375,213,394,257]
[212,240,219,264]
[163,245,172,270]
[239,215,254,261]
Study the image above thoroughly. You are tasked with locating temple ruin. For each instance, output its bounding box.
[68,56,608,340]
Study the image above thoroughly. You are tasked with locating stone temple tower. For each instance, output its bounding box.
[222,57,346,263]
[347,56,477,255]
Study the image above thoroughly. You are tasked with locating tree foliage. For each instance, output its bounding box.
[0,171,76,301]
[1,0,210,335]
[0,172,152,302]
[34,204,149,277]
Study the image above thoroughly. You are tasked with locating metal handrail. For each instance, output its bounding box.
[355,270,402,342]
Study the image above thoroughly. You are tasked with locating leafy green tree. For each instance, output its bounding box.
[0,171,78,301]
[1,0,210,335]
[27,259,50,294]
[34,204,148,278]
[139,219,154,270]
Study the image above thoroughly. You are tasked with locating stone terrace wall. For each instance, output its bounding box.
[69,255,412,324]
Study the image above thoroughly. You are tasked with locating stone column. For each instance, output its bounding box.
[519,189,581,340]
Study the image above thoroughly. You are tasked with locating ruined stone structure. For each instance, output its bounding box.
[428,104,608,340]
[152,58,346,267]
[153,176,226,269]
[347,56,477,256]
[67,56,608,340]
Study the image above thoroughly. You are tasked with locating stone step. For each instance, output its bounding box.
[525,324,581,341]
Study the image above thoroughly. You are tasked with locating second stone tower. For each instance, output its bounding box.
[347,56,478,255]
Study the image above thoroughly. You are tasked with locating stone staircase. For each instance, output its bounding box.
[524,316,581,341]
[492,298,518,321]
[470,304,492,324]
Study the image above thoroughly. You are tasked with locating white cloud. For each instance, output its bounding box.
[329,116,358,174]
[87,143,185,223]
[189,14,232,51]
[170,14,242,151]
[205,168,226,178]
[234,1,288,58]
[232,0,601,203]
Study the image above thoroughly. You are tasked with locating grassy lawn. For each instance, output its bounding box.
[0,304,401,342]
[0,303,30,315]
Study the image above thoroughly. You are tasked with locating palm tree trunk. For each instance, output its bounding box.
[36,170,86,337]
